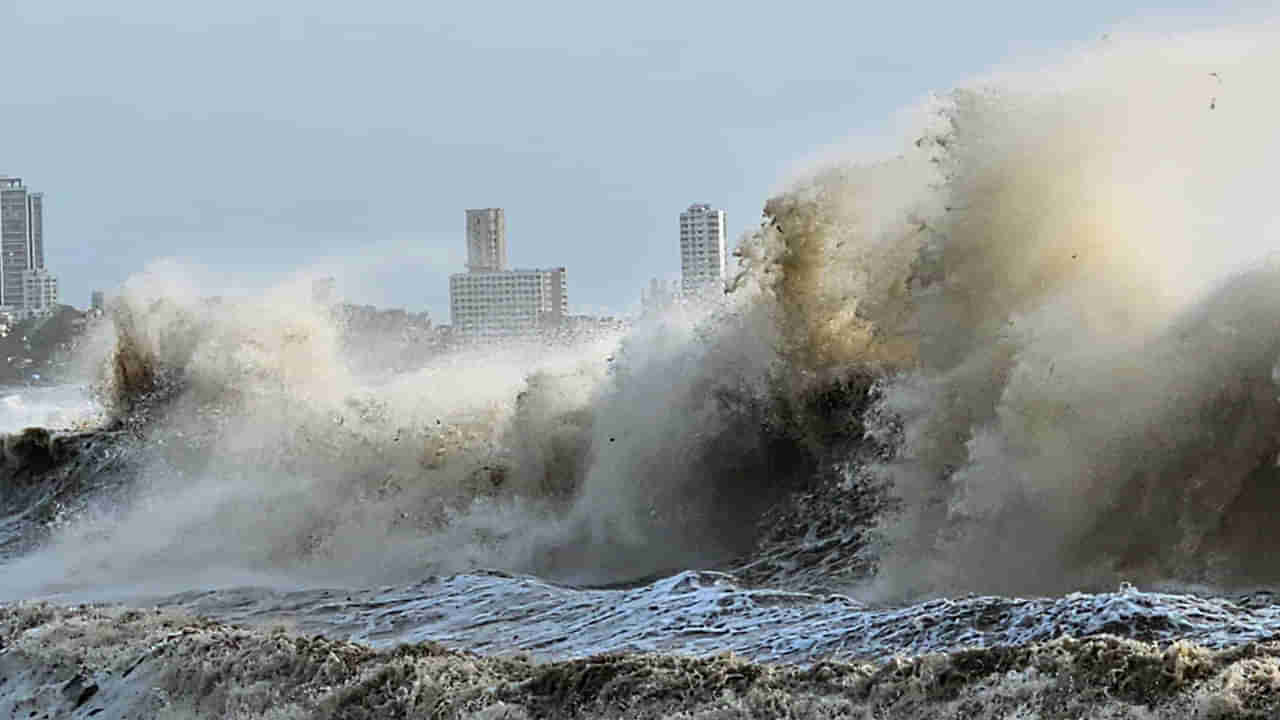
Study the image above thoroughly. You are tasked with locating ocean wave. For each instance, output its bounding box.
[6,601,1280,719]
[3,23,1280,615]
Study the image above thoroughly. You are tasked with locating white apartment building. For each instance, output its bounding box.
[448,209,568,338]
[449,267,567,337]
[679,203,726,297]
[20,269,58,317]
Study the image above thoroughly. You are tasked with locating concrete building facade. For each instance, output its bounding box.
[449,267,566,337]
[450,209,568,338]
[465,208,507,273]
[679,203,726,297]
[20,269,58,315]
[0,177,46,309]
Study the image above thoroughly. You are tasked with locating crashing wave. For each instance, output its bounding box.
[5,26,1280,610]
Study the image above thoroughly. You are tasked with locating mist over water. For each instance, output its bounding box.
[5,25,1280,611]
[0,385,99,434]
[13,20,1280,720]
[770,26,1280,598]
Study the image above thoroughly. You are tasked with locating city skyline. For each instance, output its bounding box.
[0,3,1252,321]
[1,168,731,319]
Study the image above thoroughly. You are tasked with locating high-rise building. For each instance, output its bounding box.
[449,209,567,338]
[465,208,507,273]
[91,290,106,314]
[679,203,726,296]
[0,177,46,309]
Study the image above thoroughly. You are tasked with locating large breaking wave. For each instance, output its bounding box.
[6,24,1280,606]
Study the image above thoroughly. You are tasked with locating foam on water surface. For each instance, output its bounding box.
[7,583,1280,719]
[7,21,1280,719]
[137,572,1280,666]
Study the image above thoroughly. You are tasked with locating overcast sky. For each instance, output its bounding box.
[0,0,1264,319]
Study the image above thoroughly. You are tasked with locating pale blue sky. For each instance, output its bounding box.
[0,1,1265,319]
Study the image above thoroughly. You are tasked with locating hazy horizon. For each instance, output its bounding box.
[7,12,1280,718]
[0,0,1261,321]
